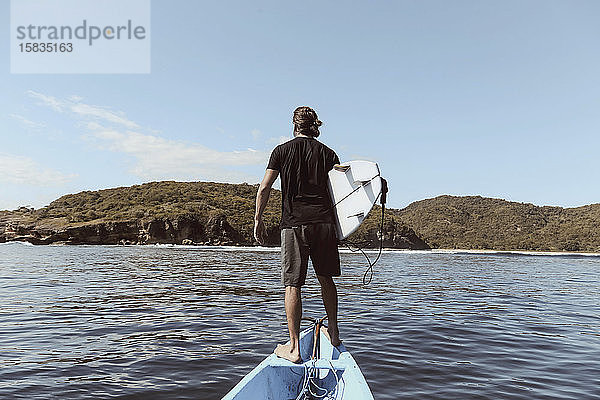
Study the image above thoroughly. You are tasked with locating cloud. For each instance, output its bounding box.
[70,103,140,129]
[27,90,65,112]
[85,124,268,181]
[267,136,291,145]
[9,113,46,129]
[27,90,271,183]
[0,153,76,186]
[27,90,139,129]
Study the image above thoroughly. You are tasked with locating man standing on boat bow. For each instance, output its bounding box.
[254,106,342,363]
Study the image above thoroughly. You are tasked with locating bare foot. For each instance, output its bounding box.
[321,326,342,347]
[274,343,302,363]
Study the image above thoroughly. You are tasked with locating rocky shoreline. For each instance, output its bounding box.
[1,214,242,246]
[0,212,428,249]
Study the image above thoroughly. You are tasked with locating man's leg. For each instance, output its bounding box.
[317,275,341,346]
[274,285,302,363]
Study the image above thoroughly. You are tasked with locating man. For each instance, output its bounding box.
[254,106,341,363]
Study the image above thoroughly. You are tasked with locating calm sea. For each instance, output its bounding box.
[1,243,599,399]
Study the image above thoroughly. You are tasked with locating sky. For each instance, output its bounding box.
[1,0,600,211]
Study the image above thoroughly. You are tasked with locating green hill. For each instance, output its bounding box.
[0,181,425,248]
[2,184,598,251]
[33,181,281,242]
[395,195,600,252]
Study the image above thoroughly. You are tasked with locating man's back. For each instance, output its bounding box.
[254,106,342,363]
[267,136,339,228]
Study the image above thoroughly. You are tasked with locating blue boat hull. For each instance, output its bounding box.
[223,327,374,400]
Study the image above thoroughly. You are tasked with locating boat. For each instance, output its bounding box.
[222,319,374,400]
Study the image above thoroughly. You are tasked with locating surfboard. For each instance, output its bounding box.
[327,160,383,240]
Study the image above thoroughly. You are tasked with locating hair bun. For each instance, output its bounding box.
[293,106,322,137]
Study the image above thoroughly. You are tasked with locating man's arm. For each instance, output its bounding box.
[254,169,279,244]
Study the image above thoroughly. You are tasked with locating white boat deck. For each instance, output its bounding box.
[223,327,374,400]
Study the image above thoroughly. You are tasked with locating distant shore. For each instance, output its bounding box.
[2,241,599,259]
[2,181,599,252]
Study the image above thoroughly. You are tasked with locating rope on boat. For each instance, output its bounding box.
[295,317,342,400]
[296,359,340,400]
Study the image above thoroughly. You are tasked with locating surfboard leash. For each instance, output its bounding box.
[343,177,388,285]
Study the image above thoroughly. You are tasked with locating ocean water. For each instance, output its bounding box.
[0,243,599,399]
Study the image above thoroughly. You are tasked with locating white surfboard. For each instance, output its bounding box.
[327,160,383,240]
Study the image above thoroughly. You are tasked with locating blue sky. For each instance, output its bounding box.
[1,1,599,211]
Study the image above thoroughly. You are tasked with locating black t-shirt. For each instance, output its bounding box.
[267,136,340,228]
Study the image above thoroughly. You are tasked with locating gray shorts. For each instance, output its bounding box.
[281,223,341,287]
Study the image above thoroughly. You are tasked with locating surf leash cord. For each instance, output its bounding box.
[343,177,388,285]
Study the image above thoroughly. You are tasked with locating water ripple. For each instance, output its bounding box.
[0,243,599,399]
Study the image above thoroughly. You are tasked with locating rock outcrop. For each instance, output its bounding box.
[0,215,242,246]
[356,219,430,250]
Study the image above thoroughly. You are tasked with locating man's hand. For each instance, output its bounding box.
[254,169,278,245]
[254,218,267,245]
